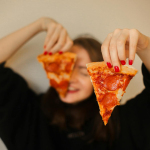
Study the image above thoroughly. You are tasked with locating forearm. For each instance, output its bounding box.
[0,18,43,63]
[137,37,150,72]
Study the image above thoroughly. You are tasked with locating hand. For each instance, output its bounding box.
[101,29,150,72]
[41,17,73,54]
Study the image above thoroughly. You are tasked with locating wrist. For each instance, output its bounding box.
[36,17,46,32]
[144,36,150,51]
[136,36,150,71]
[39,17,52,31]
[137,36,150,56]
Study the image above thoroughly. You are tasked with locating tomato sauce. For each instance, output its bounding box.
[44,59,74,74]
[50,79,69,89]
[65,62,73,73]
[103,109,112,118]
[122,75,133,90]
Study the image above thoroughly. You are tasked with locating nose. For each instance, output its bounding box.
[70,68,78,83]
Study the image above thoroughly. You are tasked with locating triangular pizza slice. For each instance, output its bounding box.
[86,61,138,125]
[37,52,77,98]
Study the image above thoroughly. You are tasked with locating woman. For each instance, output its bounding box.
[0,17,150,150]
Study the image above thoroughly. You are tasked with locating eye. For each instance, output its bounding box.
[80,72,89,76]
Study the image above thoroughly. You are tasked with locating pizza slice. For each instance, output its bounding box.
[86,61,138,125]
[37,52,77,98]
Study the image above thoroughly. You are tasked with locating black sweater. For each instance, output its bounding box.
[0,62,150,150]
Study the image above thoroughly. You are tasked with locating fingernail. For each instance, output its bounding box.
[120,60,126,65]
[107,62,112,68]
[44,45,46,49]
[49,52,53,55]
[43,51,48,55]
[114,66,120,72]
[59,51,63,54]
[129,60,133,65]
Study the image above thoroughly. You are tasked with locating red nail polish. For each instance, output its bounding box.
[59,51,63,54]
[129,60,133,65]
[44,45,46,49]
[120,60,126,65]
[107,62,112,68]
[49,52,53,55]
[114,66,120,72]
[43,51,48,55]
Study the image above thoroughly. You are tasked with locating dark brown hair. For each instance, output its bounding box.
[41,36,120,145]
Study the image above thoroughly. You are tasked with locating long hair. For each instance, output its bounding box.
[41,36,120,145]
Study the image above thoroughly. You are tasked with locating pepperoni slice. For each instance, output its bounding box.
[100,93,118,109]
[65,62,72,73]
[45,63,60,73]
[104,75,120,91]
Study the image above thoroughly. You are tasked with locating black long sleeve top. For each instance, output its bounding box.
[0,62,150,150]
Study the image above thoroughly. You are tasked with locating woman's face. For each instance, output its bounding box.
[60,45,93,104]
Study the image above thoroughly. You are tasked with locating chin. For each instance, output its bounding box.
[60,92,90,104]
[60,95,78,104]
[60,98,75,104]
[59,92,83,104]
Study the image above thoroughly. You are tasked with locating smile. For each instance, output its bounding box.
[67,87,79,93]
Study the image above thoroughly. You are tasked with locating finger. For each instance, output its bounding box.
[109,29,121,71]
[60,36,73,52]
[43,24,56,49]
[50,29,67,53]
[101,33,113,68]
[117,29,129,65]
[46,25,62,52]
[128,29,139,65]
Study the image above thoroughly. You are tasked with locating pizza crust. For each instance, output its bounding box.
[86,61,138,76]
[37,52,76,63]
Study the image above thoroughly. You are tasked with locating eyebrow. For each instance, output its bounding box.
[78,66,87,69]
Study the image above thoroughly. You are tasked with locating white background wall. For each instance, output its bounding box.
[1,0,150,149]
